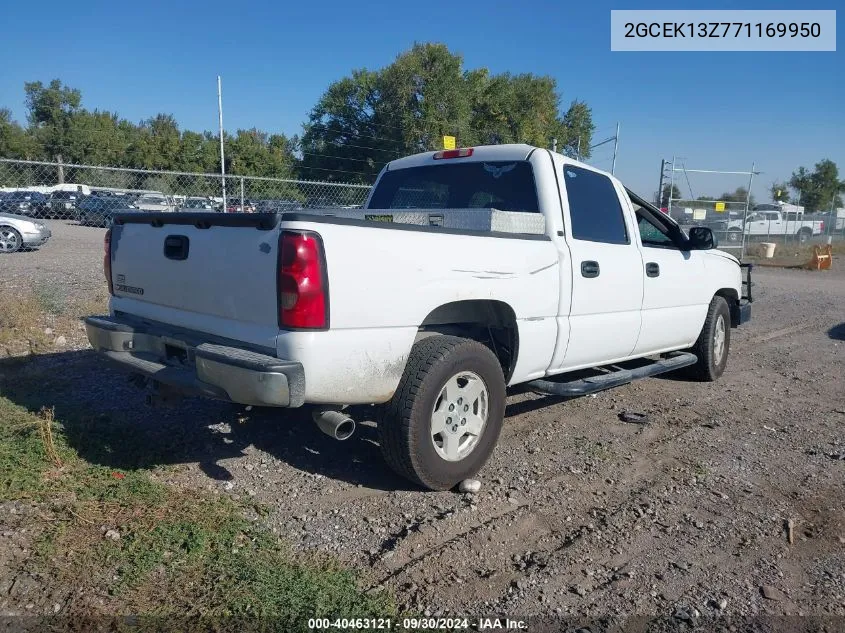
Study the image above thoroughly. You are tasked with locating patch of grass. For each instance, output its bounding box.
[0,291,51,354]
[33,282,68,316]
[0,288,108,357]
[0,384,394,628]
[743,240,845,267]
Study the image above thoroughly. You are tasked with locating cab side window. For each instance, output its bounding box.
[636,212,676,248]
[563,166,629,244]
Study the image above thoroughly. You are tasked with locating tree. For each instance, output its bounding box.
[559,100,594,158]
[0,108,35,159]
[300,43,593,182]
[718,187,754,208]
[790,160,844,211]
[4,56,596,187]
[770,181,790,203]
[661,184,681,207]
[299,68,394,182]
[24,79,82,161]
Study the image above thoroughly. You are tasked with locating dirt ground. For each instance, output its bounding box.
[2,220,844,621]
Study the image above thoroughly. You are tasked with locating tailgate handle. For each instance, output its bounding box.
[163,235,190,260]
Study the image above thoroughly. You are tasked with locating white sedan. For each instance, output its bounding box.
[0,212,52,253]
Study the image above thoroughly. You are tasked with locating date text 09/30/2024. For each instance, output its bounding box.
[307,617,528,630]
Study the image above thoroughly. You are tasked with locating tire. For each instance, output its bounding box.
[378,335,506,491]
[727,230,741,243]
[686,296,731,381]
[797,228,812,244]
[0,226,22,254]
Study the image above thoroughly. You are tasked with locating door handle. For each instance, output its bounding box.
[645,262,660,278]
[580,260,600,278]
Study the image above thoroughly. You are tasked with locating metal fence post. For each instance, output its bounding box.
[740,162,755,261]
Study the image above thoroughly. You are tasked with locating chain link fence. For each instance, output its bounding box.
[665,171,844,260]
[0,159,372,226]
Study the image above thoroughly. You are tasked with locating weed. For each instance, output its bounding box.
[37,406,62,467]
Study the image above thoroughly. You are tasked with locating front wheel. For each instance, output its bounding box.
[685,296,731,381]
[378,335,506,491]
[0,227,22,253]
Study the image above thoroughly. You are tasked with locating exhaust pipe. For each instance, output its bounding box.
[312,408,356,441]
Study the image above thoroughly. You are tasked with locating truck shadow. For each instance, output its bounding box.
[0,350,416,492]
[828,323,845,341]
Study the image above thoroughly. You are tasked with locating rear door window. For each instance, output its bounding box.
[563,166,629,244]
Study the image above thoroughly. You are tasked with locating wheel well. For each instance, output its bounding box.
[417,300,519,381]
[715,288,741,326]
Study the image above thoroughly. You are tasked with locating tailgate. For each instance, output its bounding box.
[110,213,281,328]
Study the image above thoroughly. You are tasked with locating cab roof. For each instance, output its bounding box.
[384,143,609,177]
[385,144,537,170]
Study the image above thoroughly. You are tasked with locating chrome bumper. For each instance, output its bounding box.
[84,315,305,407]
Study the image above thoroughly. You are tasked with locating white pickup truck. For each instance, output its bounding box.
[725,206,824,243]
[85,144,753,490]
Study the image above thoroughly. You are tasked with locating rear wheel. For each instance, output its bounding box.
[685,296,731,381]
[378,335,506,491]
[797,228,812,244]
[727,229,742,243]
[0,227,22,254]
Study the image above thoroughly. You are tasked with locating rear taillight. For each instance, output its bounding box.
[820,221,824,232]
[433,148,474,160]
[104,228,113,295]
[277,231,328,329]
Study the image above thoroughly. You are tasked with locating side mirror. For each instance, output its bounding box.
[688,226,716,250]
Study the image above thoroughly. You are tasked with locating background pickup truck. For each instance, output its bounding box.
[85,144,752,490]
[727,208,824,243]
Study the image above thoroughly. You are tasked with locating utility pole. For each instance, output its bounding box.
[657,159,666,207]
[611,122,620,175]
[551,138,557,153]
[217,75,227,212]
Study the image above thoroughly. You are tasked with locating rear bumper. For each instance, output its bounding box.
[84,315,305,407]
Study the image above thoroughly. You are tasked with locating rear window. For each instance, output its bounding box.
[368,161,540,212]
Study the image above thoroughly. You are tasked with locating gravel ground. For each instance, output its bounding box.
[2,220,107,311]
[2,221,844,620]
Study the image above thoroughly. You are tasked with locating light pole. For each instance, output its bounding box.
[217,75,227,212]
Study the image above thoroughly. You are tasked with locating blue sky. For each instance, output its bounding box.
[1,0,842,201]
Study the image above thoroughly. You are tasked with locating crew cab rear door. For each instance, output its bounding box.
[554,164,643,371]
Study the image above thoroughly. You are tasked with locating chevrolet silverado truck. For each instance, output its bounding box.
[727,206,824,243]
[85,144,753,490]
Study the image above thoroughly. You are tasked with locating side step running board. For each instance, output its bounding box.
[526,352,698,398]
